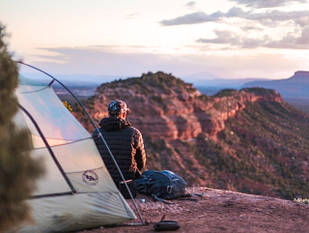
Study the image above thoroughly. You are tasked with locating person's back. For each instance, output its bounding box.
[92,100,146,187]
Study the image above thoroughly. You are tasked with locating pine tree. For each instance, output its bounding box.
[0,24,44,232]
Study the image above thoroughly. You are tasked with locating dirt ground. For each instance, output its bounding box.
[78,187,309,233]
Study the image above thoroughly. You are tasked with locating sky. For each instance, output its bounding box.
[1,0,309,83]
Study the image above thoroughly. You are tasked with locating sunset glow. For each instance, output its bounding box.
[2,0,309,81]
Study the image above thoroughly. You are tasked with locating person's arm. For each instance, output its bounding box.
[134,130,146,174]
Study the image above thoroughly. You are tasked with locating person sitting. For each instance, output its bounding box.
[92,99,146,187]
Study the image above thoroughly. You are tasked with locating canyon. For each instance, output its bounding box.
[70,72,309,200]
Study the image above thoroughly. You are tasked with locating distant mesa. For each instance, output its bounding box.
[290,71,309,81]
[294,70,309,76]
[243,70,309,98]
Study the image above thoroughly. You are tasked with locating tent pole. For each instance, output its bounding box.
[18,103,76,194]
[16,61,145,225]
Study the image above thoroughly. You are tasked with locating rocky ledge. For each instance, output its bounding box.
[79,187,309,233]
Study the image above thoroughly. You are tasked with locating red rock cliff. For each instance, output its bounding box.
[72,72,309,200]
[86,72,282,141]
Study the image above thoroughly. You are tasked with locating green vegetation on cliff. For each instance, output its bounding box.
[96,71,196,96]
[219,101,309,199]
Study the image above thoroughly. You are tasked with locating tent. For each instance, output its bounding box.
[12,74,137,233]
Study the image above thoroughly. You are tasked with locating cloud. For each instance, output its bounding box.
[185,1,196,7]
[229,0,307,8]
[197,31,241,45]
[197,26,309,49]
[197,30,266,48]
[160,7,309,26]
[160,5,309,50]
[125,12,140,19]
[294,16,309,27]
[32,46,167,76]
[298,25,309,44]
[160,11,224,26]
[266,25,309,49]
[27,45,302,81]
[240,25,263,31]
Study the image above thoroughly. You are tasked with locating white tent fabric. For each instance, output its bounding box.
[12,76,136,233]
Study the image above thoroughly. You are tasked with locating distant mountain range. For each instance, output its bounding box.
[194,78,267,95]
[243,71,309,99]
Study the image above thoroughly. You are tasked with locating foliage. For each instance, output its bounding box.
[241,87,277,95]
[0,24,44,232]
[143,134,173,170]
[143,89,309,199]
[97,71,196,95]
[63,101,73,112]
[141,71,195,92]
[214,89,238,97]
[196,94,210,102]
[218,101,309,199]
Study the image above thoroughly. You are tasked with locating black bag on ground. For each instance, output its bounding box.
[134,170,187,200]
[154,221,180,231]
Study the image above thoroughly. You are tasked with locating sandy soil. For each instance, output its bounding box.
[78,187,309,233]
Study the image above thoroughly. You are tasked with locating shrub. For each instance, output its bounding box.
[214,89,238,97]
[241,87,277,96]
[0,24,44,232]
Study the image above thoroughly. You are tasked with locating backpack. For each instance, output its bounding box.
[134,170,187,200]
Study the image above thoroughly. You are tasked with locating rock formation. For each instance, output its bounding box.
[72,72,309,200]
